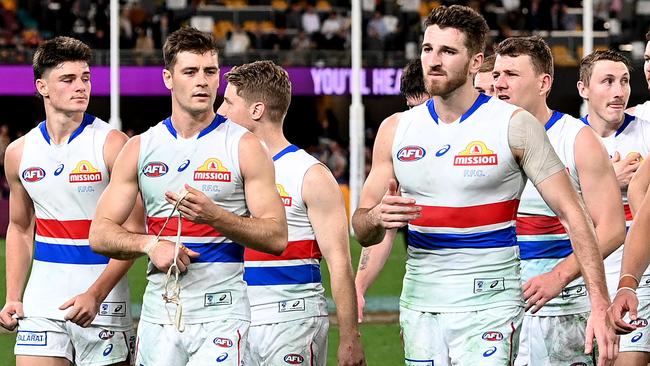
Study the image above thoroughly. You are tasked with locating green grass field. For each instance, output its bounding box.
[0,234,407,365]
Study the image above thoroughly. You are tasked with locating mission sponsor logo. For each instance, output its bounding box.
[194,158,231,182]
[142,161,168,177]
[69,160,102,183]
[397,145,426,162]
[453,141,498,166]
[277,184,292,206]
[22,167,45,182]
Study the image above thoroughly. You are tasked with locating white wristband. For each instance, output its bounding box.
[617,287,637,296]
[143,237,158,256]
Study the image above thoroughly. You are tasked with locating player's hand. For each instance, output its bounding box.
[165,184,224,225]
[0,301,23,331]
[522,271,566,313]
[609,289,638,335]
[375,179,420,229]
[338,335,366,366]
[59,292,100,328]
[585,305,619,366]
[148,239,200,273]
[612,151,642,188]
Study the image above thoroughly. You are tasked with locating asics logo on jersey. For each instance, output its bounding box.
[69,160,102,183]
[397,146,426,161]
[216,352,229,362]
[194,158,231,182]
[22,167,45,182]
[54,164,64,176]
[435,144,451,157]
[213,337,233,348]
[142,161,169,177]
[632,332,643,343]
[453,141,498,166]
[482,331,503,341]
[284,354,305,364]
[178,159,190,172]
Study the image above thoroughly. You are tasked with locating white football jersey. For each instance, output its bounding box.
[138,115,250,324]
[393,94,526,312]
[20,114,132,329]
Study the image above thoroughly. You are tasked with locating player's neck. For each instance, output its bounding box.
[170,108,216,138]
[43,108,85,145]
[529,103,553,126]
[432,83,480,124]
[257,124,290,156]
[585,111,622,138]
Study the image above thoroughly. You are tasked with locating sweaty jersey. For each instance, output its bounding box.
[19,114,132,329]
[138,115,250,324]
[394,94,526,312]
[517,111,589,316]
[581,114,650,299]
[244,145,327,326]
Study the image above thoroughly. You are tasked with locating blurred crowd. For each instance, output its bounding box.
[1,0,646,63]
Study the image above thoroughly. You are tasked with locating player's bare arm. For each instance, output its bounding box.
[509,110,618,364]
[89,136,199,273]
[303,163,366,365]
[0,138,34,330]
[165,132,287,255]
[352,113,420,246]
[628,154,650,214]
[61,130,143,327]
[525,127,627,314]
[610,187,650,331]
[354,229,396,323]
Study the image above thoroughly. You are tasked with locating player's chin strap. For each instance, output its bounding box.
[153,189,189,332]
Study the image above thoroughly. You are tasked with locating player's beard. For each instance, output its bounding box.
[425,60,470,98]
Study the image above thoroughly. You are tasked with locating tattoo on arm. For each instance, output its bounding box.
[359,248,372,271]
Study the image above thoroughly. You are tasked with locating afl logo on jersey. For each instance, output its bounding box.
[194,158,231,182]
[69,160,102,183]
[276,184,292,206]
[142,162,169,177]
[397,146,426,161]
[453,141,498,166]
[22,167,45,182]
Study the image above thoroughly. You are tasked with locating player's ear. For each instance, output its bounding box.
[162,68,173,90]
[576,80,588,100]
[250,101,265,121]
[35,79,48,98]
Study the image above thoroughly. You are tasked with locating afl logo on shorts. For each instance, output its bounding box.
[22,167,45,182]
[142,161,169,177]
[397,146,426,162]
[213,337,233,348]
[631,318,648,328]
[98,330,114,340]
[284,354,305,364]
[482,331,503,341]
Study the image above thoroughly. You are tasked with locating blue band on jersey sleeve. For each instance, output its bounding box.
[244,264,322,286]
[272,144,300,161]
[518,238,573,260]
[184,242,244,263]
[407,226,516,250]
[34,241,109,265]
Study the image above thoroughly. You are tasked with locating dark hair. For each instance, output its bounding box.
[479,54,496,73]
[225,60,292,122]
[494,36,554,78]
[163,27,219,70]
[33,36,91,81]
[400,60,427,100]
[579,49,631,86]
[423,5,489,55]
[646,29,650,41]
